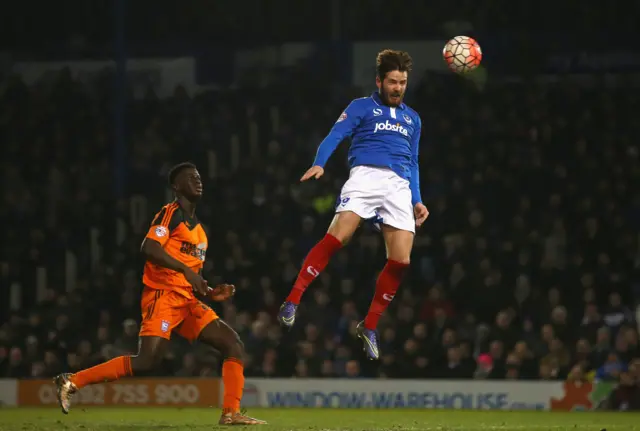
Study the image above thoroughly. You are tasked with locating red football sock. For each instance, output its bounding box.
[364,260,409,330]
[286,234,342,304]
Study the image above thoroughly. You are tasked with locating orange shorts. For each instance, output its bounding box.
[139,287,218,342]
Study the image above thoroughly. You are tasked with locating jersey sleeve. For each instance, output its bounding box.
[409,115,423,206]
[312,99,365,167]
[145,205,181,246]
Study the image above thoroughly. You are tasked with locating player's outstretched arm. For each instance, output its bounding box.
[409,116,428,227]
[305,100,364,180]
[141,239,208,295]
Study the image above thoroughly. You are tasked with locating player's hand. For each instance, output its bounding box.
[414,203,429,227]
[184,268,209,296]
[300,166,324,181]
[208,283,236,302]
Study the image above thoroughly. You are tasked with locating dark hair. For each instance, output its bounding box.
[376,49,413,80]
[168,162,197,186]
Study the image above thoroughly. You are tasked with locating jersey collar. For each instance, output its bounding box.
[371,91,406,110]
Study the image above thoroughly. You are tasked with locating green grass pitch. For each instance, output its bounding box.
[1,408,639,430]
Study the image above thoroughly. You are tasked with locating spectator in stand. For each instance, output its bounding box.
[113,319,139,356]
[581,303,603,344]
[490,311,518,351]
[604,293,634,336]
[420,286,454,322]
[513,341,537,379]
[574,338,594,372]
[592,327,613,369]
[602,371,640,411]
[473,354,493,380]
[596,353,627,382]
[438,345,473,379]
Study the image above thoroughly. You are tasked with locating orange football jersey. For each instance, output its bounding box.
[142,202,208,298]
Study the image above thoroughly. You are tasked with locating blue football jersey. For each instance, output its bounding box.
[312,91,422,205]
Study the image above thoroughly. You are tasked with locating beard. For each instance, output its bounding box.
[380,87,404,107]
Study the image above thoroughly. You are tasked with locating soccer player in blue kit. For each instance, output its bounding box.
[278,49,429,360]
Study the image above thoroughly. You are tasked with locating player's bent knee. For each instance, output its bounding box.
[392,258,410,266]
[225,337,245,361]
[130,352,163,373]
[209,324,245,360]
[385,248,410,264]
[327,229,352,245]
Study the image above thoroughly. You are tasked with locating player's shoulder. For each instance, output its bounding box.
[347,96,375,110]
[150,201,182,229]
[353,96,372,103]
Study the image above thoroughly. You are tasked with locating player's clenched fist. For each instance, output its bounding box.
[300,166,324,181]
[208,284,236,302]
[414,202,429,227]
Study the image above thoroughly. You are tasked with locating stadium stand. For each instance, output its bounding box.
[1,62,638,384]
[0,1,639,401]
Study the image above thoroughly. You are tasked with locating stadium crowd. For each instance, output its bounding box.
[0,60,639,401]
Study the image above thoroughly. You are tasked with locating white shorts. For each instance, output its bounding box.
[336,165,415,233]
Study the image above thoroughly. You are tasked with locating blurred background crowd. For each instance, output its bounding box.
[1,0,639,411]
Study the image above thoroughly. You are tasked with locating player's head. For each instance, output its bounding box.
[375,49,412,107]
[168,162,202,202]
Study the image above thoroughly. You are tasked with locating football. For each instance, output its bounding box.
[443,36,482,74]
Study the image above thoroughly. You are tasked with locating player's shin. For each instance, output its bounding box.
[286,233,342,304]
[70,356,133,389]
[364,259,409,330]
[221,357,244,414]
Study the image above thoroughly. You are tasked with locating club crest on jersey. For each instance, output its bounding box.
[374,120,408,136]
[336,112,347,123]
[402,114,412,124]
[155,226,168,237]
[161,320,170,332]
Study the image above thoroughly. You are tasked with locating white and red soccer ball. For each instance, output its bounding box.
[443,36,482,74]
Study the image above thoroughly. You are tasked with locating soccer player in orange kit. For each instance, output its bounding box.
[54,162,265,426]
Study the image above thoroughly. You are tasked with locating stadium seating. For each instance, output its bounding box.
[0,57,638,384]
